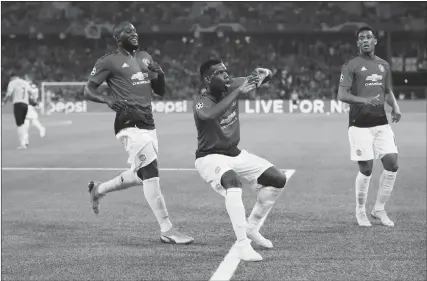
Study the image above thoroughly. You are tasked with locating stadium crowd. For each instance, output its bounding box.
[1,2,426,100]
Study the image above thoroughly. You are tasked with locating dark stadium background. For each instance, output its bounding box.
[1,2,426,281]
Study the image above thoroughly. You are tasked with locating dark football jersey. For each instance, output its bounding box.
[340,55,391,128]
[88,48,157,134]
[193,78,246,159]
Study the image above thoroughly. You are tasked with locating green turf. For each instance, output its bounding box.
[1,112,426,280]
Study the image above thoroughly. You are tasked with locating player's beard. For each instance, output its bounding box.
[122,40,139,51]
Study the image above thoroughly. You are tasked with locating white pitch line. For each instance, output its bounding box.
[209,169,296,281]
[1,167,198,171]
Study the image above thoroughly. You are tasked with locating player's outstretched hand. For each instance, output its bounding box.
[148,62,164,74]
[365,94,380,106]
[238,76,259,94]
[391,107,402,123]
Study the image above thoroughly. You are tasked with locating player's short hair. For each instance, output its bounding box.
[356,25,377,39]
[199,59,223,78]
[113,22,133,38]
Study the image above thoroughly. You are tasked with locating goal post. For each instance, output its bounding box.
[41,81,87,115]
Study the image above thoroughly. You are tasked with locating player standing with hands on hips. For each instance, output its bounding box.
[338,26,402,227]
[84,22,194,244]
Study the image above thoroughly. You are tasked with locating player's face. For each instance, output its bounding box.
[118,24,139,50]
[357,30,377,53]
[207,63,232,92]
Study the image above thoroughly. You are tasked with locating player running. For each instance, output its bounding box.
[84,22,194,244]
[2,73,36,150]
[194,59,288,261]
[25,81,46,138]
[338,26,402,227]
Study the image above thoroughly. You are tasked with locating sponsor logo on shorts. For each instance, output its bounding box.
[139,154,146,163]
[340,73,344,82]
[356,149,362,156]
[215,167,221,174]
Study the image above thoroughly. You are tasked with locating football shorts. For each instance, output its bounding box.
[116,127,159,171]
[195,149,274,197]
[13,102,28,126]
[348,124,398,161]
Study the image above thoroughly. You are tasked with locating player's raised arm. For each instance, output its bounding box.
[383,63,402,122]
[148,61,166,96]
[196,76,258,120]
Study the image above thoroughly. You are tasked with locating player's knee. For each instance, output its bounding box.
[257,167,287,189]
[385,162,399,172]
[136,160,159,181]
[358,161,373,176]
[220,170,242,189]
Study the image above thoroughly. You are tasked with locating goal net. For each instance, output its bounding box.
[40,81,108,115]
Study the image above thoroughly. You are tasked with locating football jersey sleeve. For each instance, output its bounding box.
[339,61,354,88]
[384,63,393,93]
[194,97,214,119]
[89,56,111,85]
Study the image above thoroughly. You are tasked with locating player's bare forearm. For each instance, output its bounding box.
[338,86,367,104]
[385,90,399,110]
[151,73,165,96]
[198,88,241,120]
[84,82,111,104]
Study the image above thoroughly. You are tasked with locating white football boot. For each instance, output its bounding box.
[88,181,104,214]
[371,209,394,226]
[234,239,263,262]
[246,223,273,249]
[356,209,372,227]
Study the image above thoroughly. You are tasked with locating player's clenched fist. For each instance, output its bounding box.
[364,94,381,106]
[148,62,164,74]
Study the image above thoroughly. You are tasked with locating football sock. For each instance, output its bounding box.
[374,170,397,211]
[23,122,30,144]
[225,188,247,241]
[17,125,26,146]
[248,186,282,228]
[32,119,45,132]
[355,172,371,211]
[142,177,173,233]
[97,169,141,195]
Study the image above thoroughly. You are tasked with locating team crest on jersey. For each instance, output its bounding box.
[356,149,362,156]
[215,167,221,174]
[340,73,344,82]
[231,101,236,107]
[142,58,150,66]
[196,102,203,110]
[139,154,146,163]
[378,64,385,72]
[90,67,96,76]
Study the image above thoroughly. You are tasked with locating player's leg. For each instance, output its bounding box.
[348,126,375,226]
[27,107,46,137]
[195,155,262,261]
[88,169,142,214]
[134,129,193,244]
[371,125,399,226]
[233,150,286,248]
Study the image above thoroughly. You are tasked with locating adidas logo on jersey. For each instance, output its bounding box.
[122,63,129,68]
[361,67,367,71]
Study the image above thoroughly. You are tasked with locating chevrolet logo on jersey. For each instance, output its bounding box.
[365,74,383,86]
[131,72,149,85]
